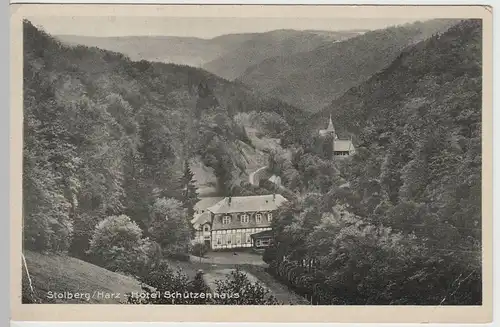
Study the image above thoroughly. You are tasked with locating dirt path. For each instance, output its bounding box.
[189,252,267,266]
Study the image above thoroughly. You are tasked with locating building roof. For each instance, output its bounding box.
[191,211,212,229]
[319,129,337,137]
[207,194,288,214]
[268,175,281,185]
[319,114,337,136]
[194,197,224,211]
[334,139,355,152]
[250,229,273,239]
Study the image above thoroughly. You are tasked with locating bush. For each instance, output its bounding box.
[87,215,153,275]
[262,246,276,264]
[190,242,209,258]
[127,262,212,304]
[214,267,279,305]
[165,252,191,262]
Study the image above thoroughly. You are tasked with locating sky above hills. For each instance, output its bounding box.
[27,16,422,38]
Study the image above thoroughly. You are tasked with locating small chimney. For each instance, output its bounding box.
[228,196,232,206]
[273,193,276,201]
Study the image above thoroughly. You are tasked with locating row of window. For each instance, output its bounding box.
[255,238,272,247]
[221,212,273,225]
[215,232,252,245]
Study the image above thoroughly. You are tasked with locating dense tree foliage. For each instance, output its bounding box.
[127,264,278,305]
[179,160,200,219]
[87,215,159,276]
[22,20,301,258]
[190,242,209,257]
[239,19,460,112]
[127,262,209,304]
[264,19,483,305]
[214,267,279,305]
[23,18,483,306]
[148,198,192,256]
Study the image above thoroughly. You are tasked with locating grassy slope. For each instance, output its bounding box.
[23,250,142,303]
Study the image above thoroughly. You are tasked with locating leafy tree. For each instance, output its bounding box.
[190,242,209,258]
[179,160,199,219]
[87,215,154,275]
[148,198,192,255]
[127,262,201,304]
[23,70,75,253]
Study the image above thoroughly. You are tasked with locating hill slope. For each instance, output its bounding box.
[23,20,302,258]
[202,29,363,80]
[261,19,482,306]
[55,34,247,68]
[238,19,460,112]
[56,29,362,74]
[315,19,482,234]
[22,250,141,303]
[26,21,301,189]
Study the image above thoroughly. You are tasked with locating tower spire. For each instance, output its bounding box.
[328,114,334,131]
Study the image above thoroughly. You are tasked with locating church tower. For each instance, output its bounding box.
[319,114,338,139]
[319,113,356,158]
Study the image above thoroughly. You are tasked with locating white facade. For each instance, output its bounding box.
[191,194,287,250]
[208,227,271,249]
[211,227,272,250]
[193,223,212,245]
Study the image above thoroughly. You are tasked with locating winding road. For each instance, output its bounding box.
[248,166,268,186]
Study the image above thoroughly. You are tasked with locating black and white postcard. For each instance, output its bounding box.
[10,4,493,323]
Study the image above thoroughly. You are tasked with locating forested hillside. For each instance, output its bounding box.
[55,33,248,68]
[238,19,460,112]
[264,19,482,305]
[56,29,361,77]
[23,20,300,260]
[202,29,363,80]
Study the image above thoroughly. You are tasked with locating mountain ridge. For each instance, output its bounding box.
[237,19,462,112]
[54,29,362,70]
[202,29,362,80]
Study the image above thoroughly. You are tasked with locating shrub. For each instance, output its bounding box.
[190,242,209,258]
[127,262,211,304]
[214,267,280,305]
[165,252,191,262]
[87,214,152,275]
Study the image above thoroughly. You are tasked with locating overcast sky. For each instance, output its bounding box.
[27,16,423,38]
